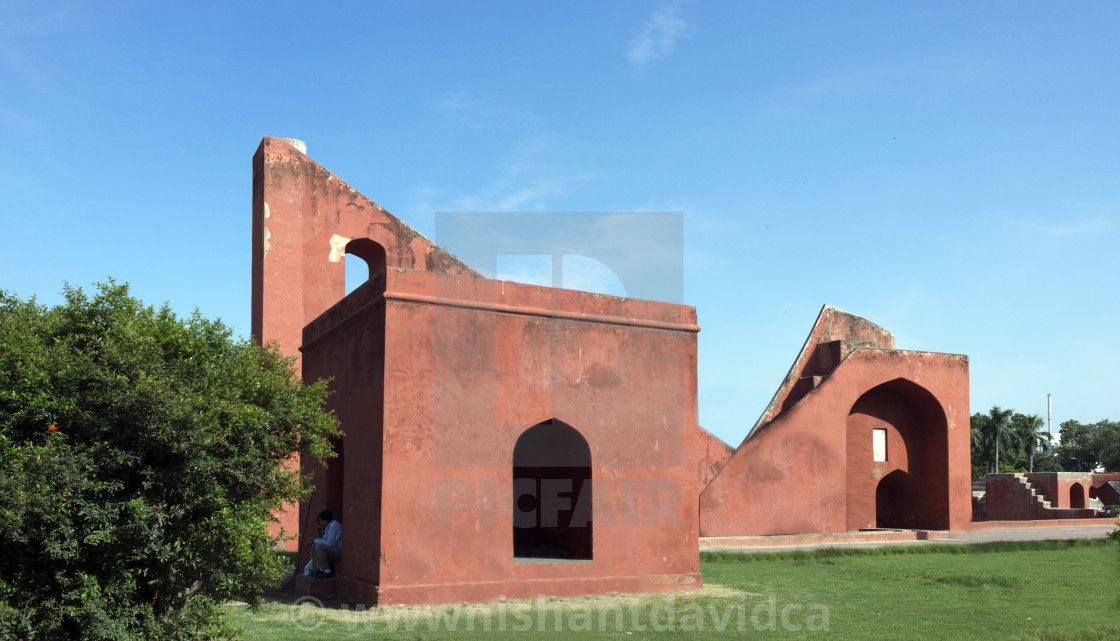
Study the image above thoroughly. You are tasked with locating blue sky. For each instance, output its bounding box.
[2,1,1118,446]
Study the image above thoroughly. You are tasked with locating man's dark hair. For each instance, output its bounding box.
[318,510,334,522]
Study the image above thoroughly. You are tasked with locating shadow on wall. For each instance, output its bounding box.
[847,379,951,531]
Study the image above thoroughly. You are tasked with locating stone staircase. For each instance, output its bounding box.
[975,472,1102,522]
[971,479,986,502]
[971,479,987,520]
[972,474,1053,521]
[973,474,1053,507]
[1008,473,1052,509]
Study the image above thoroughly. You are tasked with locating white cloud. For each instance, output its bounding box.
[0,2,81,39]
[445,136,584,212]
[451,177,564,213]
[779,57,997,102]
[627,7,687,67]
[1013,213,1115,239]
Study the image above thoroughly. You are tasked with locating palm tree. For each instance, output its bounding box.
[1012,413,1048,472]
[982,406,1015,473]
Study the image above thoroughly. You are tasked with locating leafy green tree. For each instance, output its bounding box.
[0,282,340,639]
[1029,453,1064,473]
[1094,420,1120,472]
[1055,419,1120,472]
[1056,419,1101,472]
[970,412,990,480]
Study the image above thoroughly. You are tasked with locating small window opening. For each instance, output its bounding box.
[344,238,387,294]
[873,428,887,462]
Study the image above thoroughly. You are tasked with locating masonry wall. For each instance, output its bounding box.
[1025,473,1095,510]
[696,426,735,494]
[981,473,1097,520]
[300,268,702,605]
[252,136,479,549]
[1091,473,1120,506]
[298,271,389,588]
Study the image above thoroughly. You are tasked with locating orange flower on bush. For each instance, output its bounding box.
[48,425,58,432]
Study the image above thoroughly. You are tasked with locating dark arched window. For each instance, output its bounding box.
[1070,483,1086,509]
[512,419,592,561]
[876,469,919,528]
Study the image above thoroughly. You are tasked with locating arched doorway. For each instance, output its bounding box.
[512,419,593,561]
[876,470,920,528]
[1070,483,1086,509]
[846,379,950,531]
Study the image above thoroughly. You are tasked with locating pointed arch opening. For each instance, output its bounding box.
[1070,482,1086,509]
[846,378,950,530]
[876,469,920,528]
[512,419,593,562]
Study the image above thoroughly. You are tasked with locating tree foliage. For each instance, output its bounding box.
[1055,419,1120,473]
[971,404,1119,479]
[0,282,340,639]
[970,409,1057,477]
[972,406,1016,474]
[1010,413,1049,473]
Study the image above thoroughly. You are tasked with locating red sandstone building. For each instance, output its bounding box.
[252,137,700,605]
[699,306,973,536]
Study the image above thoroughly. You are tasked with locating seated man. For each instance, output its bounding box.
[306,510,342,577]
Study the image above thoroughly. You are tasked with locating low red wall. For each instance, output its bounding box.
[968,518,1112,529]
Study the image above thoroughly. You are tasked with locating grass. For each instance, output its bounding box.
[224,540,1119,640]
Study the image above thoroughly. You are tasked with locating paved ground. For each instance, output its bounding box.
[702,524,1117,553]
[943,524,1116,544]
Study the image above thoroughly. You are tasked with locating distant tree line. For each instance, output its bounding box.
[971,406,1120,479]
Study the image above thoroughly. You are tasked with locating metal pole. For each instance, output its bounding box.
[1046,393,1052,449]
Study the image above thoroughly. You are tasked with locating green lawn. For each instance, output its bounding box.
[224,540,1119,640]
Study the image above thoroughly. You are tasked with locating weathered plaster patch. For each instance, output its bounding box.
[329,234,351,263]
[263,225,272,256]
[263,202,271,219]
[283,138,307,154]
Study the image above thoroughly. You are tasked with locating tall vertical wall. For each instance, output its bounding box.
[252,137,478,548]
